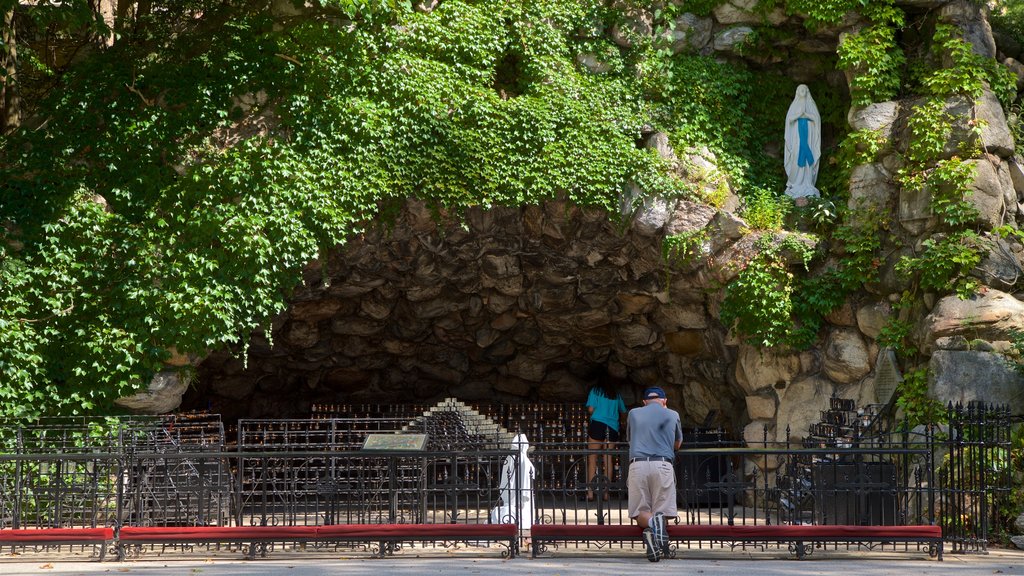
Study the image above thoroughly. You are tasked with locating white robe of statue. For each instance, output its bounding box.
[784,84,821,200]
[490,434,534,529]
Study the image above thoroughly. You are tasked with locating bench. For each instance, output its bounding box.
[117,523,518,559]
[0,527,114,560]
[529,523,943,560]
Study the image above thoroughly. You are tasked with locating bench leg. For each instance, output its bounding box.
[795,540,805,559]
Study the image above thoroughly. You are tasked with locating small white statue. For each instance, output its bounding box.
[784,84,821,200]
[490,433,534,529]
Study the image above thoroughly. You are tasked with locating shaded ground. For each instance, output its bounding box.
[2,548,1020,576]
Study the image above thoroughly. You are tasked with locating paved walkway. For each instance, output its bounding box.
[2,548,1021,576]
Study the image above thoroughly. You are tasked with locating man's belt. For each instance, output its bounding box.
[629,456,673,463]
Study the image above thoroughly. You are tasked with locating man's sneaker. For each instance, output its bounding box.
[642,527,660,562]
[652,512,670,555]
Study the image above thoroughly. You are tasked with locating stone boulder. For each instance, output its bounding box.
[898,90,1015,160]
[713,0,787,26]
[661,13,713,54]
[963,158,1015,230]
[929,350,1024,415]
[921,289,1024,352]
[848,163,896,213]
[1009,157,1024,198]
[775,375,835,442]
[856,301,893,340]
[115,370,191,414]
[610,6,653,48]
[743,420,772,445]
[848,101,900,136]
[713,26,754,53]
[1006,58,1024,91]
[745,394,776,420]
[975,236,1024,291]
[823,328,871,384]
[678,146,741,213]
[575,53,613,74]
[735,344,802,394]
[938,0,996,59]
[681,378,728,426]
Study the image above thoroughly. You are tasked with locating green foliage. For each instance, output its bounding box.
[926,158,980,227]
[1004,328,1024,375]
[783,0,868,28]
[642,52,794,198]
[836,129,889,171]
[720,235,814,348]
[741,189,790,231]
[829,213,885,291]
[992,424,1024,539]
[663,229,709,267]
[921,24,1018,109]
[836,4,906,106]
[887,26,999,303]
[791,196,839,233]
[877,316,917,358]
[673,0,725,18]
[1008,102,1024,147]
[0,0,695,419]
[896,367,946,428]
[991,0,1024,56]
[896,231,984,299]
[786,214,882,348]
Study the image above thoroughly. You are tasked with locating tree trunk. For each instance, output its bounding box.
[91,0,117,47]
[1,7,19,133]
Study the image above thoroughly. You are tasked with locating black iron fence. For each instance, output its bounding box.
[0,402,1015,559]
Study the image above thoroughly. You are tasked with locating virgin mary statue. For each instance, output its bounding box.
[784,84,821,200]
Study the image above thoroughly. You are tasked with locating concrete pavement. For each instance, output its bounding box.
[2,548,1021,576]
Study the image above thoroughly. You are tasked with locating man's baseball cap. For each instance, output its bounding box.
[643,387,666,400]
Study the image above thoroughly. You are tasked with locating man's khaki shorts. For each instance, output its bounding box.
[627,460,678,519]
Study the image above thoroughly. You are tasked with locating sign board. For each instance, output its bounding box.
[361,433,428,451]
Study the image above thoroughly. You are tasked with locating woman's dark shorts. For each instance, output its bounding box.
[588,420,621,442]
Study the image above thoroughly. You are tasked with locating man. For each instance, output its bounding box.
[626,386,682,562]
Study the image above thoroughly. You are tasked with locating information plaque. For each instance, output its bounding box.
[361,433,428,451]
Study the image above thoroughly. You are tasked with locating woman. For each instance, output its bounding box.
[585,371,627,501]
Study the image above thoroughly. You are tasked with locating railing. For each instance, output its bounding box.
[0,402,1014,559]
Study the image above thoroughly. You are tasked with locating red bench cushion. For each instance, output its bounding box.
[0,528,114,542]
[316,524,517,539]
[530,524,942,539]
[118,526,318,542]
[530,524,641,538]
[118,524,517,542]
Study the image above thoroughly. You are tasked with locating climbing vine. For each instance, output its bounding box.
[719,235,814,348]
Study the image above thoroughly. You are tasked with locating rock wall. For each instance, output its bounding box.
[188,194,810,429]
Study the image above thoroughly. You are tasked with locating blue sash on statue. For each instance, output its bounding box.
[797,117,814,167]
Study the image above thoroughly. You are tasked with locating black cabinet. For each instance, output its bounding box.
[812,462,897,525]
